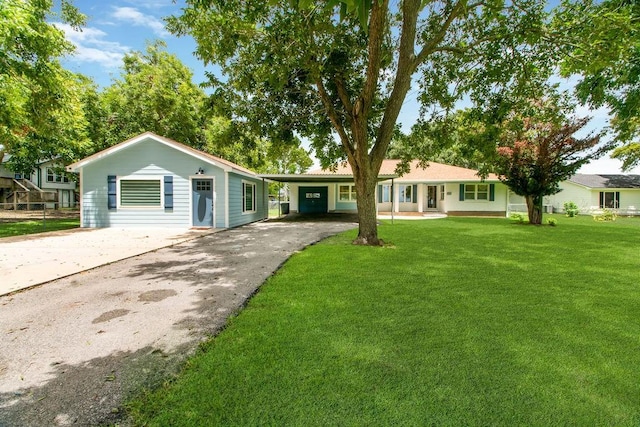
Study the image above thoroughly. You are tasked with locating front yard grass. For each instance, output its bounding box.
[0,218,80,238]
[129,214,640,426]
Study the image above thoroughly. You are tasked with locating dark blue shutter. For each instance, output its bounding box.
[378,185,382,203]
[616,191,620,209]
[107,175,116,210]
[459,184,465,201]
[164,175,173,209]
[489,184,495,201]
[599,192,604,208]
[412,185,417,203]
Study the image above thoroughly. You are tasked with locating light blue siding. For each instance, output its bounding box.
[81,137,227,228]
[227,174,267,228]
[334,183,358,212]
[335,199,357,211]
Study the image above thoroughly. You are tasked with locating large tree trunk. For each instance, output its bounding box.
[353,163,381,246]
[525,195,543,225]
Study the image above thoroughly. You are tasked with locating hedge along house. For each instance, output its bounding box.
[264,159,508,216]
[66,132,268,228]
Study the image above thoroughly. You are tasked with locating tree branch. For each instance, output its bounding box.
[334,75,354,117]
[362,0,389,114]
[314,77,355,159]
[415,0,468,66]
[370,0,421,168]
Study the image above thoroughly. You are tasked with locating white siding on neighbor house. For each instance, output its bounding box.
[549,182,594,212]
[34,161,76,191]
[616,190,640,211]
[548,182,640,213]
[33,161,78,208]
[443,182,508,214]
[227,173,267,228]
[80,138,227,228]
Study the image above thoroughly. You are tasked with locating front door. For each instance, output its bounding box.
[192,179,214,227]
[61,190,70,208]
[427,185,437,209]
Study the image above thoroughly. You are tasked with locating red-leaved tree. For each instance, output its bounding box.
[496,116,605,224]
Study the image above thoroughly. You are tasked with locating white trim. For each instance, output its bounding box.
[398,184,414,203]
[242,180,257,214]
[463,183,490,202]
[337,184,357,202]
[224,171,229,228]
[189,176,215,228]
[79,169,84,228]
[116,175,164,209]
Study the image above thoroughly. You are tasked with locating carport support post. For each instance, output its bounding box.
[391,178,394,225]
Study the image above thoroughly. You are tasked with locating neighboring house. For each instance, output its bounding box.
[32,160,78,208]
[547,174,640,215]
[67,132,268,228]
[0,154,77,209]
[264,160,509,217]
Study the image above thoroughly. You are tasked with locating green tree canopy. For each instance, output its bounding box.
[495,99,606,224]
[100,41,208,150]
[0,0,89,174]
[168,0,552,245]
[555,0,640,170]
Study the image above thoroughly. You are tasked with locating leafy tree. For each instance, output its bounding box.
[265,141,313,174]
[555,0,640,170]
[388,112,492,171]
[202,116,270,170]
[100,41,207,149]
[169,0,551,245]
[0,0,89,174]
[495,102,605,225]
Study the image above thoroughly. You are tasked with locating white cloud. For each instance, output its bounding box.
[111,7,169,37]
[123,0,175,9]
[54,23,129,68]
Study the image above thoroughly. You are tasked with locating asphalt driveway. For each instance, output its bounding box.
[0,217,357,426]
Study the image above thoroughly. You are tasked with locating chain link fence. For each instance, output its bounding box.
[0,202,80,228]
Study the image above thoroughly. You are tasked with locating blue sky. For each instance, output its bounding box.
[56,0,639,174]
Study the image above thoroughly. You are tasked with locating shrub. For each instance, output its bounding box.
[593,209,617,222]
[564,201,580,217]
[547,218,557,226]
[510,213,526,224]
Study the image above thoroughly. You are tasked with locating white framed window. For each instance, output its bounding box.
[477,184,489,200]
[464,184,477,200]
[399,185,414,203]
[379,184,391,203]
[600,191,620,209]
[118,177,162,208]
[243,181,256,213]
[461,183,494,202]
[440,185,445,201]
[46,167,69,183]
[338,184,357,202]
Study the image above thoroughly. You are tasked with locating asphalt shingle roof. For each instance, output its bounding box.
[569,174,640,189]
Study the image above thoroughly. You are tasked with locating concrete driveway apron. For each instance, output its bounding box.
[0,228,216,296]
[0,218,356,426]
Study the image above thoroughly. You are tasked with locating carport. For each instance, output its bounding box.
[262,172,397,215]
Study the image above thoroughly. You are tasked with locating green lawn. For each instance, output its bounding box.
[0,218,80,238]
[129,214,640,426]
